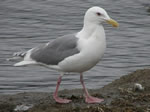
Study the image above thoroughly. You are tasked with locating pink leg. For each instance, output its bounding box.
[53,74,71,104]
[80,73,104,104]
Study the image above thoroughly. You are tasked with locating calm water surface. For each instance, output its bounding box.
[0,0,150,94]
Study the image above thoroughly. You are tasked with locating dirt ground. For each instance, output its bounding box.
[0,69,150,112]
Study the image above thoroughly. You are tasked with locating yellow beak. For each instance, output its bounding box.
[106,19,119,27]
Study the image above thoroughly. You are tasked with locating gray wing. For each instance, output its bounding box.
[30,34,80,65]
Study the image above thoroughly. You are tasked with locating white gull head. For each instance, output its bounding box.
[84,6,119,27]
[77,6,119,39]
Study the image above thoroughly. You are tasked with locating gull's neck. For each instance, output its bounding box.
[77,21,105,39]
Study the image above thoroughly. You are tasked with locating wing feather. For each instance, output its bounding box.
[30,34,80,65]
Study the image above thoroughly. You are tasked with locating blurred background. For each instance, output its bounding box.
[0,0,150,94]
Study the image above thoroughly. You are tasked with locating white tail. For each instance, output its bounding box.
[14,61,36,66]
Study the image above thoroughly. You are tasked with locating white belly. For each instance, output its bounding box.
[58,37,106,73]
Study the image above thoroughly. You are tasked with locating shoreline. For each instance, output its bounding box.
[0,69,150,112]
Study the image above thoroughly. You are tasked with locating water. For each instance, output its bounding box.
[0,0,150,94]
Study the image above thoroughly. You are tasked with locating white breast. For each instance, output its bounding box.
[58,26,106,73]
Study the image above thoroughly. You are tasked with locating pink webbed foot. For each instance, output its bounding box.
[54,96,72,104]
[85,96,104,104]
[53,75,71,104]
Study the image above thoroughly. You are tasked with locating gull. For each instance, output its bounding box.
[12,6,119,104]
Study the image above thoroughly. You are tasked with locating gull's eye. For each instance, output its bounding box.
[96,12,101,16]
